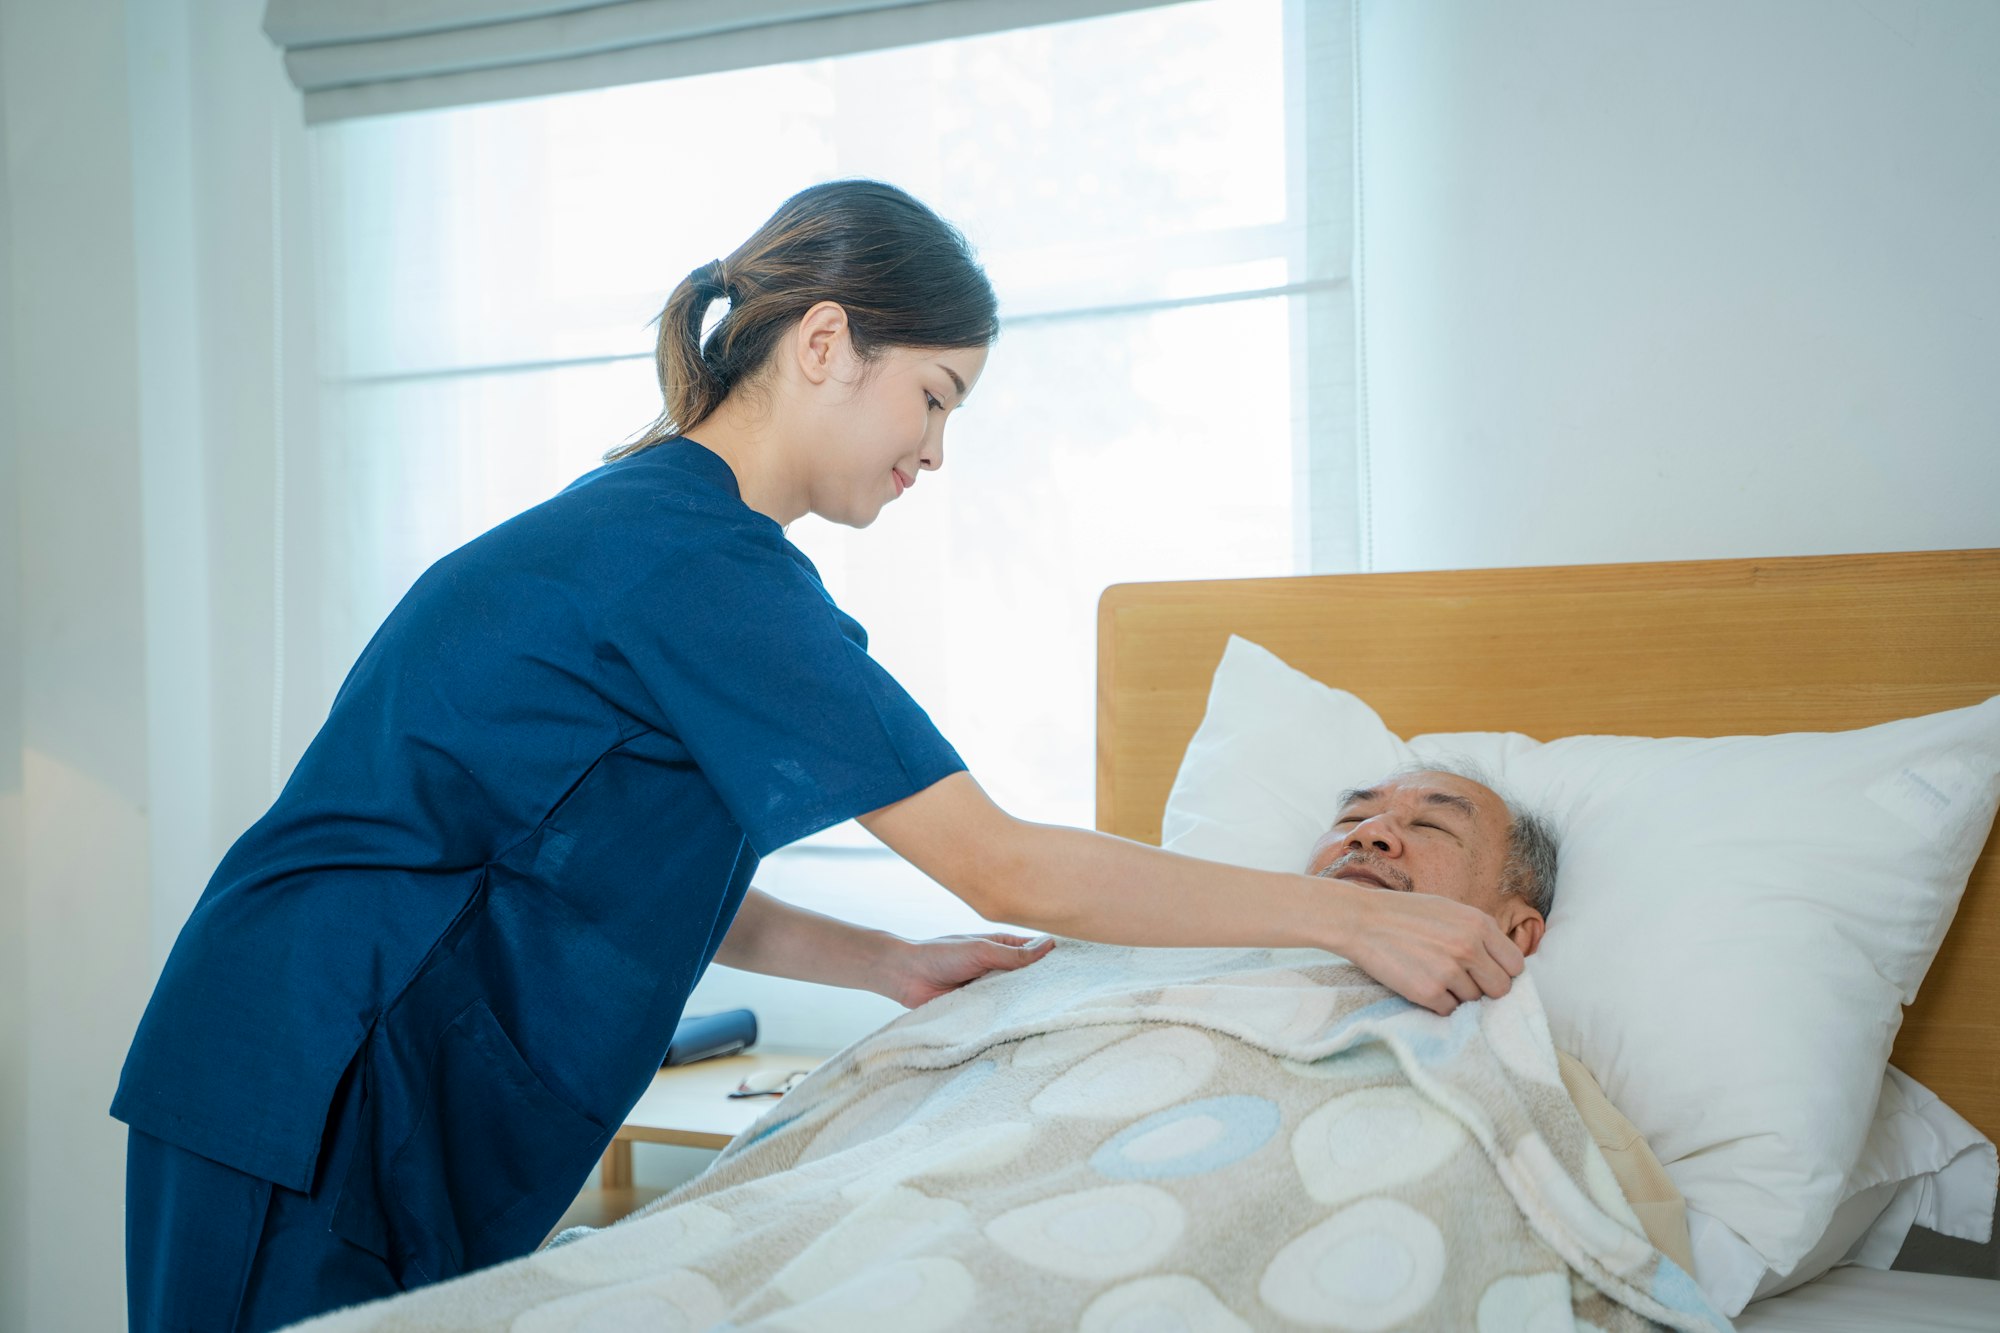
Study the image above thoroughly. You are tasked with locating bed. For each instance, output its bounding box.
[1095,546,2000,1329]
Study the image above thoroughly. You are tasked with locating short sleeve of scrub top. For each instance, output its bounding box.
[603,522,963,858]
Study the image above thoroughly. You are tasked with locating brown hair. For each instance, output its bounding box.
[608,179,999,461]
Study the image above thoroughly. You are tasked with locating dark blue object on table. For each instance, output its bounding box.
[664,1008,758,1066]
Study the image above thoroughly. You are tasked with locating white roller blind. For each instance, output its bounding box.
[264,0,1193,122]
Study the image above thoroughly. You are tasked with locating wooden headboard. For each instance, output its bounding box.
[1096,548,2000,1142]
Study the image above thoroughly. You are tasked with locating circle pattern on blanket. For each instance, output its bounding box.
[918,1058,999,1118]
[1156,970,1338,1044]
[1280,1042,1401,1083]
[1091,1095,1281,1180]
[1011,1023,1139,1070]
[1258,1197,1446,1330]
[775,1186,973,1302]
[796,1076,935,1165]
[767,1256,976,1333]
[511,1269,726,1333]
[984,1183,1186,1280]
[1481,992,1562,1087]
[1476,1271,1573,1333]
[841,1121,1037,1203]
[1029,1028,1218,1120]
[794,1122,932,1187]
[1290,1085,1467,1206]
[1080,1274,1254,1333]
[529,1203,734,1283]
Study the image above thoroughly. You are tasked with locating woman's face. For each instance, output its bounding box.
[804,339,989,528]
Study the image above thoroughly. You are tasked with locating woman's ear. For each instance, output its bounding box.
[794,300,850,386]
[1506,911,1546,958]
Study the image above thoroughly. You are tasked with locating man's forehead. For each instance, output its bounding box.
[1337,772,1502,821]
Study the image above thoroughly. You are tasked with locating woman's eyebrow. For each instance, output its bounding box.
[936,363,968,404]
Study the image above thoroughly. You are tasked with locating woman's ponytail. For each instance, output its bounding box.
[608,180,998,461]
[617,261,733,458]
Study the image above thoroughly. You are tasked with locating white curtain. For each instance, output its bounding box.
[264,0,1192,121]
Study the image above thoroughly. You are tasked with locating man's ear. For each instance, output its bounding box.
[1505,909,1546,958]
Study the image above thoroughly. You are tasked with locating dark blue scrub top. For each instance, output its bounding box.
[112,439,964,1216]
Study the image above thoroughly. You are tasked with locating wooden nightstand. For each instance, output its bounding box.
[600,1046,827,1182]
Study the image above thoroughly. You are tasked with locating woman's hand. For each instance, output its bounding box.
[884,933,1055,1008]
[713,890,1054,1004]
[1328,884,1525,1016]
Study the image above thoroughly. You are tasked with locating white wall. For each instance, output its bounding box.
[0,2,309,1327]
[2,3,155,1327]
[0,17,28,1319]
[1356,0,2000,571]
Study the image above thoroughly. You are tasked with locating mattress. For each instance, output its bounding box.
[1734,1267,1999,1332]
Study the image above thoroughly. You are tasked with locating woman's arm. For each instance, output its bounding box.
[711,888,900,993]
[712,886,1052,1007]
[856,771,1523,1015]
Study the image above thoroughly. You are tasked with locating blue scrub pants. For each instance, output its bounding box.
[124,1056,401,1333]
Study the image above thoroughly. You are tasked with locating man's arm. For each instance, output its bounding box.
[856,771,1524,1015]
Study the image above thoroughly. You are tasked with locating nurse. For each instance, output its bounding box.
[114,179,1524,1332]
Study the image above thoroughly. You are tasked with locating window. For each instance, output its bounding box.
[311,1,1350,1025]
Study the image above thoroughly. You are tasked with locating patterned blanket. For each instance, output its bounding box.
[295,943,1732,1331]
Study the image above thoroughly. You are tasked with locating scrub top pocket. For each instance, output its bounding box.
[337,996,609,1285]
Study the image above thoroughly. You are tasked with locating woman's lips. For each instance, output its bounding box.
[892,468,911,495]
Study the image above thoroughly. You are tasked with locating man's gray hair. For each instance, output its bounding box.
[1367,759,1560,919]
[1501,807,1560,920]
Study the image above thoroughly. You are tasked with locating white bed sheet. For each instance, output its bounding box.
[1734,1267,1999,1332]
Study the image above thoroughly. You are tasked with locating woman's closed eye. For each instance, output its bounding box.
[925,391,944,411]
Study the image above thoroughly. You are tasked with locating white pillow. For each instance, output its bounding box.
[1695,1065,1999,1313]
[1160,635,2000,1305]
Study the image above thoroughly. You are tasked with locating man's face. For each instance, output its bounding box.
[1305,770,1515,915]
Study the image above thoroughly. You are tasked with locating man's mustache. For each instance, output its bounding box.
[1315,851,1416,893]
